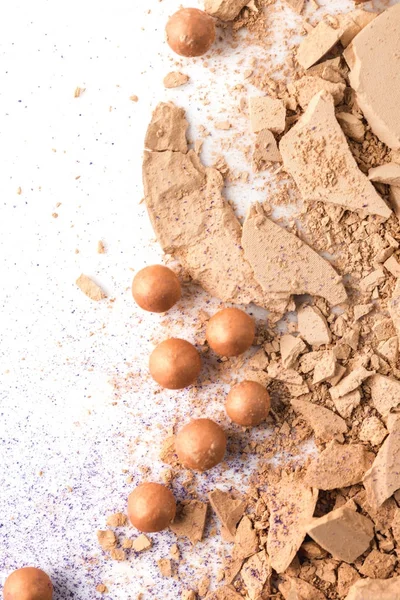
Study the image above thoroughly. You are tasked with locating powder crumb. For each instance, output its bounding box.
[110,548,126,561]
[163,71,189,89]
[74,86,85,98]
[215,121,231,130]
[130,95,139,102]
[157,558,173,577]
[76,274,107,301]
[121,538,133,549]
[359,416,388,446]
[52,212,58,218]
[197,576,210,596]
[182,591,197,600]
[97,530,117,551]
[170,543,180,561]
[132,533,152,553]
[96,584,108,594]
[97,240,106,254]
[17,187,22,195]
[106,512,127,527]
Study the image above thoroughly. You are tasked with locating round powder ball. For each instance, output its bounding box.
[128,482,176,533]
[226,380,271,427]
[132,265,181,313]
[149,338,202,389]
[175,418,226,472]
[3,567,53,600]
[166,8,216,57]
[206,308,255,357]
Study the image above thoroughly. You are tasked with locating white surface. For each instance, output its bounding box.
[0,0,393,598]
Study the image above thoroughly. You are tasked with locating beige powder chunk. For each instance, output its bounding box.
[384,255,400,278]
[233,516,258,560]
[296,21,346,70]
[204,0,247,21]
[389,279,400,337]
[198,577,210,597]
[297,306,332,347]
[215,121,231,130]
[97,530,117,551]
[360,268,386,293]
[163,72,189,89]
[249,96,286,134]
[377,336,399,364]
[208,489,246,542]
[369,163,400,186]
[279,92,391,219]
[279,577,326,600]
[110,548,126,561]
[354,303,373,320]
[333,389,361,419]
[291,76,345,109]
[337,564,360,598]
[359,549,396,579]
[291,399,347,442]
[392,509,400,545]
[389,186,400,218]
[157,558,173,577]
[329,366,374,400]
[313,351,336,384]
[373,318,396,342]
[182,591,196,600]
[144,102,188,153]
[369,374,400,418]
[306,506,374,563]
[252,129,282,170]
[76,274,107,301]
[97,240,106,254]
[267,363,309,396]
[345,577,400,600]
[284,0,304,13]
[205,587,242,600]
[280,335,307,369]
[344,4,400,150]
[328,363,347,387]
[305,441,374,490]
[170,500,207,545]
[300,351,323,374]
[106,512,127,527]
[240,550,271,600]
[131,534,152,553]
[359,416,387,446]
[267,473,318,573]
[242,205,346,307]
[363,417,400,509]
[336,112,365,144]
[339,9,376,47]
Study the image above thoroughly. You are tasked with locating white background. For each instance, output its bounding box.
[0,0,393,598]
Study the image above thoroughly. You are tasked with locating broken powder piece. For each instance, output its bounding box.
[296,20,346,70]
[110,548,126,561]
[329,366,374,400]
[233,516,258,560]
[224,558,243,585]
[345,577,400,600]
[358,549,396,579]
[344,4,400,150]
[392,509,400,545]
[300,351,323,373]
[97,240,106,254]
[291,76,345,109]
[389,278,400,337]
[215,121,231,130]
[337,564,360,597]
[307,56,346,83]
[157,558,173,577]
[384,255,400,278]
[241,550,271,600]
[328,363,346,387]
[131,534,152,553]
[306,506,374,563]
[182,591,196,600]
[297,305,332,347]
[313,351,336,384]
[163,72,190,89]
[372,318,396,342]
[205,587,242,600]
[360,268,386,293]
[252,129,282,171]
[280,334,307,369]
[204,0,247,21]
[340,326,360,351]
[353,303,373,320]
[283,0,305,14]
[267,472,318,573]
[74,86,85,98]
[144,102,188,153]
[246,348,269,371]
[279,92,391,218]
[377,336,399,364]
[97,530,117,551]
[170,500,208,545]
[242,203,347,310]
[336,112,365,143]
[96,584,108,594]
[389,186,400,218]
[369,374,400,418]
[304,440,374,489]
[106,512,127,527]
[198,576,210,597]
[121,538,133,549]
[76,274,107,301]
[242,204,346,307]
[363,418,400,509]
[249,96,286,134]
[291,398,347,442]
[170,543,180,561]
[333,389,361,419]
[339,9,376,47]
[369,162,400,186]
[279,577,326,600]
[208,489,246,542]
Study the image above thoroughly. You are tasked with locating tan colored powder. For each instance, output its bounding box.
[208,489,246,542]
[106,512,127,527]
[76,274,107,301]
[170,500,208,545]
[97,530,117,551]
[163,72,190,89]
